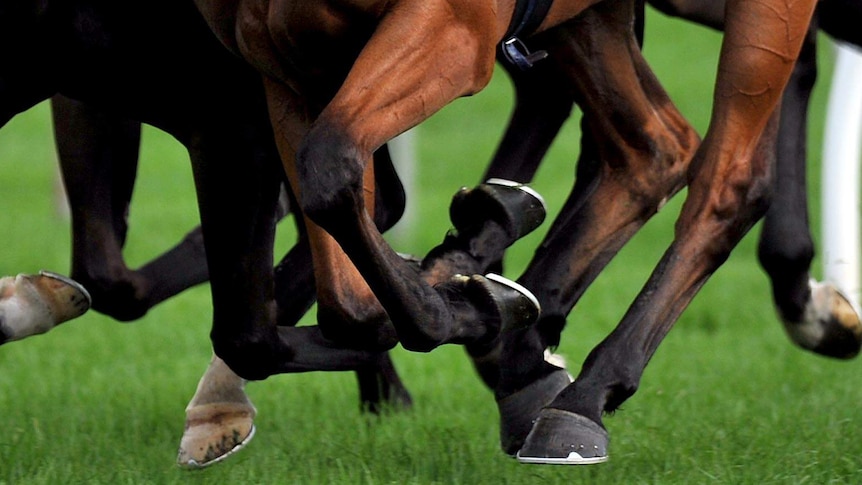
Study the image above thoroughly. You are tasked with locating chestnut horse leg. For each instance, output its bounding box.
[651,0,862,357]
[517,0,817,464]
[260,0,539,358]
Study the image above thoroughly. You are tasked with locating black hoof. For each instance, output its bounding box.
[497,369,572,456]
[471,273,541,333]
[517,409,609,465]
[783,281,862,359]
[449,179,546,241]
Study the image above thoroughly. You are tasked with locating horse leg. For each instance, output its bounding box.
[270,1,537,355]
[517,0,816,464]
[757,21,862,358]
[0,271,91,343]
[650,0,862,357]
[177,354,256,468]
[52,96,210,321]
[485,0,699,455]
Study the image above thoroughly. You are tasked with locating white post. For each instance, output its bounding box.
[822,42,862,313]
[387,129,418,247]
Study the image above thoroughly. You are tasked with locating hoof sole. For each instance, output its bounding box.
[517,409,609,465]
[177,402,256,469]
[179,425,256,469]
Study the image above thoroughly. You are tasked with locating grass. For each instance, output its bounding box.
[2,8,862,484]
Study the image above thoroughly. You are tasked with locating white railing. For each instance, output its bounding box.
[822,41,862,313]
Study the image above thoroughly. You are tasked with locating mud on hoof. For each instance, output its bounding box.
[497,369,572,456]
[449,178,546,240]
[782,280,862,359]
[517,409,609,465]
[0,271,92,343]
[177,402,256,469]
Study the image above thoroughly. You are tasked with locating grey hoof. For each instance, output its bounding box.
[517,409,609,465]
[497,369,572,456]
[449,179,546,240]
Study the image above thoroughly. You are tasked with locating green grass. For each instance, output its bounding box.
[2,9,862,484]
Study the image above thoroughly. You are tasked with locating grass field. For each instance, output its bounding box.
[2,8,862,484]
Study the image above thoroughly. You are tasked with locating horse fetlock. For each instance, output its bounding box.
[497,369,573,456]
[213,335,291,381]
[71,265,150,321]
[317,303,399,352]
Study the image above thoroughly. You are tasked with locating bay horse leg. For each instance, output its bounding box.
[758,20,862,358]
[275,1,537,354]
[488,0,698,455]
[518,0,817,464]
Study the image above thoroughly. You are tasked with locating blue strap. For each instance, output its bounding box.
[501,0,553,70]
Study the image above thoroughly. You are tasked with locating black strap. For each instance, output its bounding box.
[503,0,554,40]
[501,0,554,70]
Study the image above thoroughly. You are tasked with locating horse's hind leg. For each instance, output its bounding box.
[52,96,209,321]
[518,0,816,464]
[757,23,862,358]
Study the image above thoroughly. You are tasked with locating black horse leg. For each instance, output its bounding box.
[52,95,210,321]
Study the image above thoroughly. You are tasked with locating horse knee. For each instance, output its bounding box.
[295,126,367,234]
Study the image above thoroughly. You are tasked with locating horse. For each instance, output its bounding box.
[647,0,862,358]
[474,1,862,434]
[189,0,819,465]
[0,0,445,467]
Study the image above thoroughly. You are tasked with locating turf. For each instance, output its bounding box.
[1,8,861,484]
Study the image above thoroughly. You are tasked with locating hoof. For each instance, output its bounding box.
[470,273,541,333]
[177,402,256,469]
[517,409,609,465]
[782,280,862,359]
[497,369,572,456]
[449,179,546,241]
[0,271,91,343]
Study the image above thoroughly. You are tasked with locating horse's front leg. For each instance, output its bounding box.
[517,0,817,464]
[281,1,538,353]
[487,0,699,455]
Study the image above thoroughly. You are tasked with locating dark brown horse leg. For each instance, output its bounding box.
[270,2,538,355]
[518,0,816,464]
[489,0,699,455]
[758,21,862,358]
[52,95,210,321]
